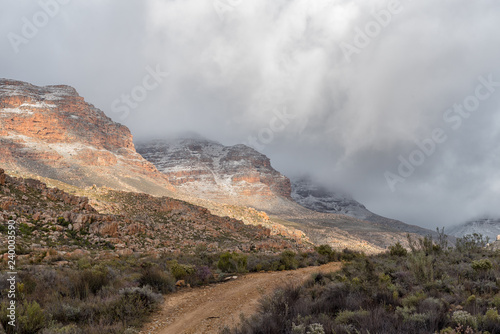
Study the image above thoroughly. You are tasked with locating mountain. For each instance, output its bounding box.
[0,79,173,195]
[447,218,500,241]
[0,79,439,254]
[291,177,369,219]
[138,138,439,253]
[136,138,292,211]
[291,176,430,229]
[0,79,312,248]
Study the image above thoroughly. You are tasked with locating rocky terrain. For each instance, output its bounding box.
[137,138,438,253]
[447,217,500,241]
[136,138,291,210]
[0,78,439,254]
[0,168,310,266]
[0,79,174,196]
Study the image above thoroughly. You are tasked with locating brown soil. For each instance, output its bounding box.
[139,262,341,334]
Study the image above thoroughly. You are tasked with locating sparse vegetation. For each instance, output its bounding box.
[0,170,341,333]
[231,234,500,334]
[0,246,346,333]
[218,252,249,273]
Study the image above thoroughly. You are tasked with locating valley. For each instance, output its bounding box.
[0,79,484,334]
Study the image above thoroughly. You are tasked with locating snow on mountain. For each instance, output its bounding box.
[291,176,373,220]
[447,218,500,241]
[136,138,292,208]
[0,78,174,194]
[289,176,441,240]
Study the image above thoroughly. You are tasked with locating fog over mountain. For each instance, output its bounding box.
[1,0,500,228]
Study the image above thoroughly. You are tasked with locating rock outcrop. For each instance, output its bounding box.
[0,79,173,195]
[0,169,310,262]
[136,138,292,209]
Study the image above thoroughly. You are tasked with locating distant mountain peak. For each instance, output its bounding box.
[291,176,368,218]
[136,138,292,208]
[447,217,500,241]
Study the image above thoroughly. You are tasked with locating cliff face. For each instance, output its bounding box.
[136,138,292,207]
[0,79,173,194]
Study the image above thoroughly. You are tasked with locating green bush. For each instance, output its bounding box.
[138,266,175,293]
[72,266,110,299]
[389,242,408,257]
[113,286,163,326]
[1,301,46,334]
[485,308,500,322]
[57,217,70,227]
[306,323,325,334]
[19,301,47,334]
[402,292,426,308]
[335,309,369,325]
[18,223,34,236]
[280,250,299,270]
[471,259,493,272]
[217,252,248,273]
[40,324,83,334]
[168,260,195,280]
[456,233,489,252]
[452,310,477,329]
[315,245,334,259]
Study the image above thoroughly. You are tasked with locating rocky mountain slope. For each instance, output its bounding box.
[0,79,173,195]
[291,177,369,219]
[136,138,291,210]
[446,218,500,241]
[138,138,438,253]
[0,79,316,251]
[0,79,437,254]
[0,168,309,265]
[290,177,434,233]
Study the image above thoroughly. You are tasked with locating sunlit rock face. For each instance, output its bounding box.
[0,79,173,194]
[136,138,292,208]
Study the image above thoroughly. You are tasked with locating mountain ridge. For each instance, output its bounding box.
[1,78,438,253]
[136,138,292,208]
[447,217,500,241]
[137,137,439,252]
[0,78,174,195]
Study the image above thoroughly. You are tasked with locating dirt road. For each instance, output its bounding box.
[139,262,341,334]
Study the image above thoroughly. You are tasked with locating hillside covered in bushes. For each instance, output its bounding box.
[230,233,500,334]
[0,244,355,333]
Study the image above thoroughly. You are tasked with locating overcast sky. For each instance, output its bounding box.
[2,0,500,229]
